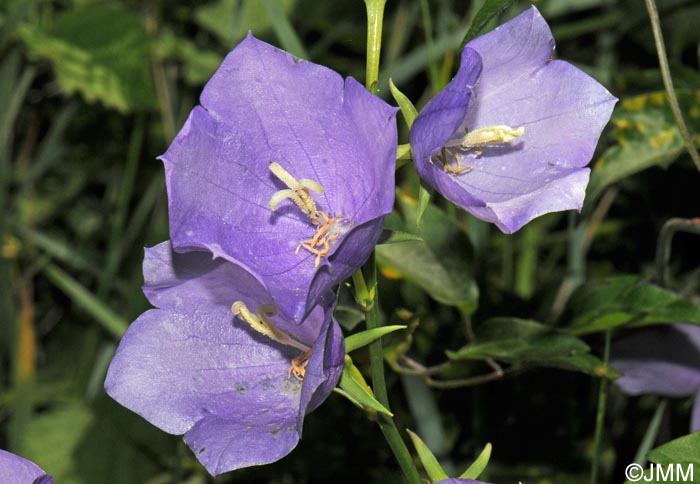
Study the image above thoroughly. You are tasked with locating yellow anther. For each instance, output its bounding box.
[295,211,343,267]
[438,124,525,175]
[440,147,473,175]
[288,349,312,381]
[268,162,324,223]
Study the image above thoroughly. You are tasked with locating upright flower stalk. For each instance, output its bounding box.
[364,0,387,94]
[362,2,423,483]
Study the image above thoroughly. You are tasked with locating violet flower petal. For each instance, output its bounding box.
[0,450,52,484]
[611,324,700,398]
[162,34,397,323]
[436,479,492,484]
[692,392,700,433]
[411,6,617,233]
[105,242,344,476]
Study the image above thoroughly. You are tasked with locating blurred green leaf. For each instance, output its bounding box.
[24,400,174,484]
[407,429,449,482]
[154,31,223,85]
[462,0,516,45]
[18,4,156,111]
[588,89,700,202]
[377,191,478,312]
[567,276,700,335]
[334,304,365,331]
[261,0,307,58]
[195,0,296,46]
[447,318,617,377]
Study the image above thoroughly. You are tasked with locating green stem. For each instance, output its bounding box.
[364,0,387,93]
[643,0,700,172]
[361,3,421,481]
[361,260,422,484]
[590,330,611,484]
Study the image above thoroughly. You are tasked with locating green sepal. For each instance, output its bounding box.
[345,325,407,353]
[459,442,492,479]
[389,79,419,129]
[406,429,449,482]
[338,355,393,417]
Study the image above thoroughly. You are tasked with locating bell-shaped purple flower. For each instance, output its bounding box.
[104,241,344,477]
[0,449,52,484]
[610,324,700,432]
[410,6,617,233]
[161,34,397,323]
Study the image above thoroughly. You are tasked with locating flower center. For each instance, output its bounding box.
[438,124,525,175]
[268,162,348,266]
[231,301,311,381]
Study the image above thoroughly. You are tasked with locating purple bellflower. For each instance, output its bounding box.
[610,324,700,432]
[410,6,617,233]
[161,34,398,323]
[104,241,344,476]
[0,449,52,484]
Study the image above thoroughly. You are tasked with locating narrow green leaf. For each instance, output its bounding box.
[460,442,492,479]
[379,229,424,244]
[42,263,128,339]
[338,356,393,417]
[389,79,418,129]
[345,325,406,353]
[406,429,449,482]
[462,0,516,45]
[416,183,431,228]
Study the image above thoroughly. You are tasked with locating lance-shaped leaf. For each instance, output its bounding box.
[568,276,700,335]
[448,318,617,377]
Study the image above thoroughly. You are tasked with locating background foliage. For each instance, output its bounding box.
[1,0,699,482]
